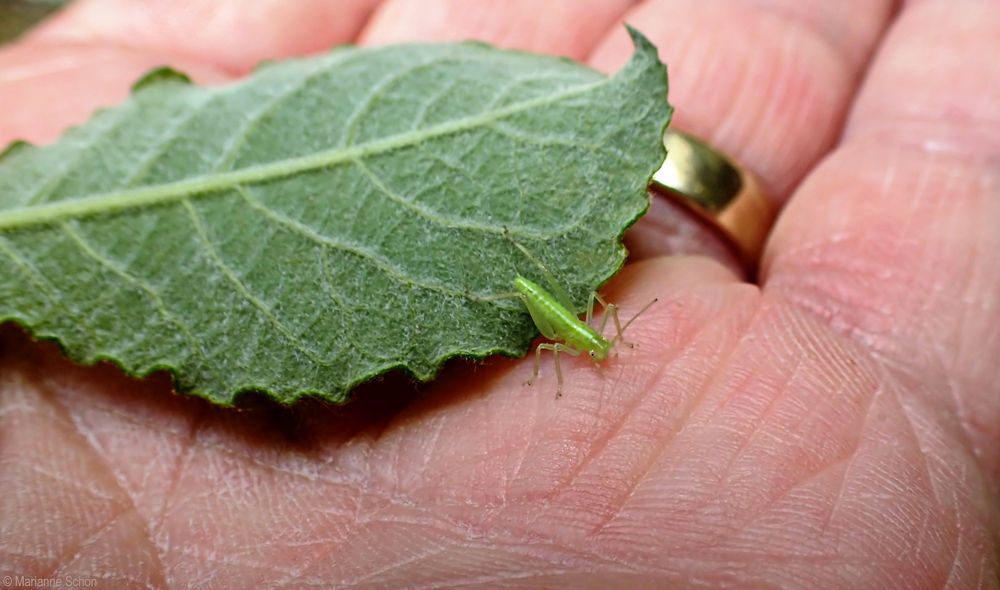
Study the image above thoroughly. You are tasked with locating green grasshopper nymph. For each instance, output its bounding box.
[506,233,657,398]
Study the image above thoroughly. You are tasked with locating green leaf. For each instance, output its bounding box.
[0,27,671,405]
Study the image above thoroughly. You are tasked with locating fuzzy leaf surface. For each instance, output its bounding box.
[0,29,670,404]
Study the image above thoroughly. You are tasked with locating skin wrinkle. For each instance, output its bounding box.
[27,369,167,588]
[348,488,629,567]
[589,286,761,538]
[764,147,1000,506]
[187,436,330,487]
[819,385,881,532]
[894,385,957,505]
[710,338,807,486]
[767,223,957,338]
[757,30,841,186]
[937,188,990,459]
[504,387,542,501]
[536,306,699,490]
[337,545,452,588]
[764,249,901,340]
[596,324,880,564]
[921,338,979,463]
[417,414,449,486]
[893,386,986,587]
[46,509,128,577]
[742,0,898,69]
[563,286,754,535]
[11,460,115,503]
[169,542,302,576]
[941,487,964,590]
[151,406,206,547]
[433,538,644,582]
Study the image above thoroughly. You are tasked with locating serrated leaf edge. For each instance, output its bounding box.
[0,27,670,405]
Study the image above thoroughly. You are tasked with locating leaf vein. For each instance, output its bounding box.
[181,198,332,366]
[0,72,615,231]
[488,121,601,151]
[209,61,334,171]
[23,107,134,207]
[58,221,203,358]
[352,158,539,238]
[235,185,517,308]
[408,78,459,131]
[481,71,579,111]
[337,56,448,147]
[117,93,216,188]
[0,236,59,304]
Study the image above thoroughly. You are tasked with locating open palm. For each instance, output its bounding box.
[1,1,997,588]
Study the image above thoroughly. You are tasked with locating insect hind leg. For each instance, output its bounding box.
[503,226,574,310]
[526,342,581,398]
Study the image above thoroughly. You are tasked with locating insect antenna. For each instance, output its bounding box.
[611,297,659,346]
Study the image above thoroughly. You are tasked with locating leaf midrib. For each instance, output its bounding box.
[0,73,613,232]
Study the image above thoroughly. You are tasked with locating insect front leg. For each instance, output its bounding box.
[527,342,581,398]
[591,292,630,348]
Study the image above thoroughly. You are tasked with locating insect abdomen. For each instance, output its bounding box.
[514,276,610,357]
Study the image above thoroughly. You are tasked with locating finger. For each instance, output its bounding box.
[764,1,1000,488]
[359,0,636,60]
[590,0,895,201]
[26,0,383,75]
[0,43,228,146]
[0,0,384,146]
[589,0,896,265]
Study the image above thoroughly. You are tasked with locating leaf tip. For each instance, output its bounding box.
[623,24,653,50]
[617,24,670,110]
[612,25,668,98]
[131,66,193,94]
[621,24,663,71]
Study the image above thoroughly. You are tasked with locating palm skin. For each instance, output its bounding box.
[0,1,997,588]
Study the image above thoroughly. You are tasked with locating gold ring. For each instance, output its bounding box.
[649,129,775,271]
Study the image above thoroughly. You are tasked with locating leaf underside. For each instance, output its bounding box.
[0,28,671,405]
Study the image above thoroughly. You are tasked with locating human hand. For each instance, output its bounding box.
[1,1,997,588]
